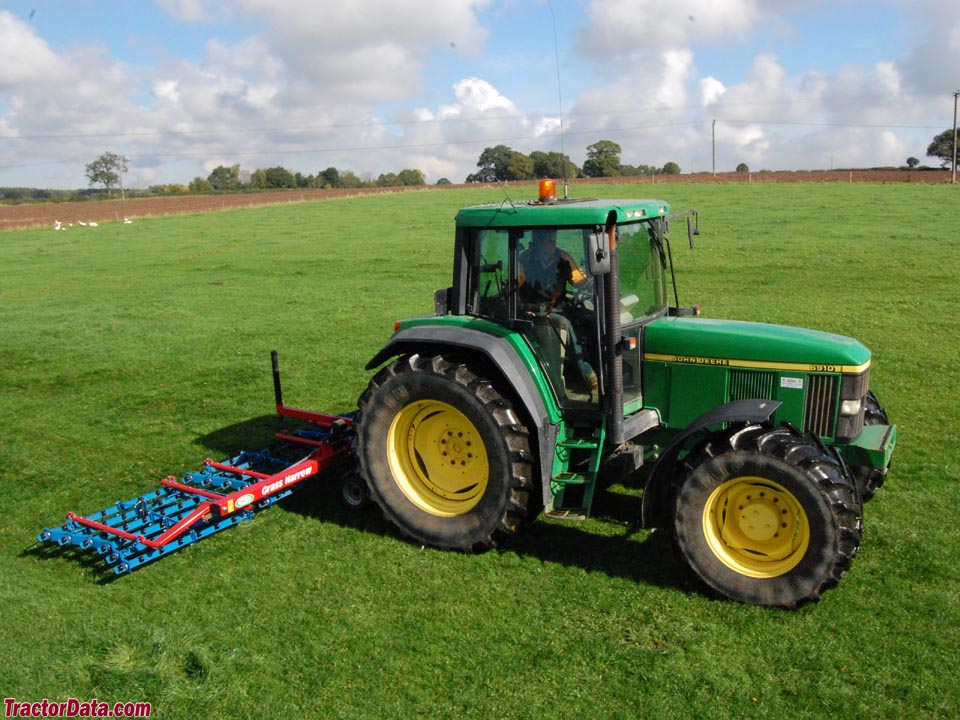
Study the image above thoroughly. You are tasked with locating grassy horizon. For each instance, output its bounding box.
[2,183,958,718]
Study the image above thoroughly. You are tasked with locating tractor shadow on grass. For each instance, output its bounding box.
[199,416,702,598]
[27,416,702,596]
[286,475,699,598]
[503,491,700,597]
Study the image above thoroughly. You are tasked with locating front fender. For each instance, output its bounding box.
[640,398,781,528]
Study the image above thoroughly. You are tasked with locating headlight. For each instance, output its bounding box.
[840,399,862,416]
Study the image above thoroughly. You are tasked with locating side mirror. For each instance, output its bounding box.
[586,230,611,275]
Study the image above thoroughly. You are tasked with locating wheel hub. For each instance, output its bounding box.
[703,476,810,578]
[387,399,489,517]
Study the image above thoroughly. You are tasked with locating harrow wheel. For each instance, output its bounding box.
[340,468,372,511]
[357,354,534,551]
[672,424,862,608]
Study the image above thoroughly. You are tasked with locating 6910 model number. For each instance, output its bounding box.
[809,363,839,372]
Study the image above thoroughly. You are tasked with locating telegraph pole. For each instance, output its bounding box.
[953,91,958,184]
[712,119,716,176]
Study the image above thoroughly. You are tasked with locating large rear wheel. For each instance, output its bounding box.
[357,354,534,551]
[672,424,862,608]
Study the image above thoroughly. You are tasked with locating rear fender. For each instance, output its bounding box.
[366,326,558,508]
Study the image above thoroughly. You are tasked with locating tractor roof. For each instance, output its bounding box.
[455,197,671,229]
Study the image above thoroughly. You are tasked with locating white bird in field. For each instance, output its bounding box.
[78,221,87,226]
[123,218,132,224]
[54,220,62,230]
[89,222,98,227]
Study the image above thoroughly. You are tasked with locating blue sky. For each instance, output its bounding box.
[0,0,956,188]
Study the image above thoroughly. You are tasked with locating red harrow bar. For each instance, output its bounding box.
[37,352,353,575]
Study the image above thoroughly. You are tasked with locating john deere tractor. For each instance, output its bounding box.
[355,180,896,608]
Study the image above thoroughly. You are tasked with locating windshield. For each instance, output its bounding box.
[617,221,668,322]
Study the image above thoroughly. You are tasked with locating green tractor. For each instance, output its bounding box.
[355,181,896,608]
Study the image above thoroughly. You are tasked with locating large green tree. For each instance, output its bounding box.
[505,153,534,181]
[207,164,241,191]
[397,169,427,186]
[529,151,578,180]
[263,166,296,188]
[319,167,341,188]
[926,129,958,167]
[466,145,532,183]
[582,140,622,178]
[85,151,128,193]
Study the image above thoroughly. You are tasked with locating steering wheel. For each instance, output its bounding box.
[568,275,595,310]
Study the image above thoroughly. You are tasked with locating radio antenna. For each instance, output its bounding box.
[546,0,568,199]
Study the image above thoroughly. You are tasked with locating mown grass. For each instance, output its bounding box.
[1,182,958,719]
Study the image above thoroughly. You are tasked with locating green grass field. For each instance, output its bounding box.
[2,182,958,719]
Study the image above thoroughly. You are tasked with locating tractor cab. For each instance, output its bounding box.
[449,180,693,443]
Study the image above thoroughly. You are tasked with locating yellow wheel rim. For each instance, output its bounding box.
[702,477,810,578]
[387,400,489,517]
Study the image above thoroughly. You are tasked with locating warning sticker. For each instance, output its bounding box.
[780,376,804,390]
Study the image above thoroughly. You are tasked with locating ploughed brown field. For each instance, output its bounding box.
[0,169,950,231]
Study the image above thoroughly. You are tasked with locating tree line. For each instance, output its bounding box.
[464,140,680,183]
[3,128,955,204]
[184,165,435,194]
[69,138,682,200]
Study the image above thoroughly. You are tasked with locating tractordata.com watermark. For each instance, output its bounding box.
[4,699,151,718]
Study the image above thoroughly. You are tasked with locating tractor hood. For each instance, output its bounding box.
[643,317,871,371]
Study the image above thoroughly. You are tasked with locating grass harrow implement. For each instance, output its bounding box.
[37,353,354,575]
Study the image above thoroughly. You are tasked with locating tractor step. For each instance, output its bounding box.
[552,471,588,485]
[549,426,607,517]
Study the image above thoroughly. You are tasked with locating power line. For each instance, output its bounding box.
[0,120,706,170]
[0,113,946,174]
[1,104,945,144]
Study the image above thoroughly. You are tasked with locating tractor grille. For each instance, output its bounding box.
[804,374,838,438]
[728,369,776,401]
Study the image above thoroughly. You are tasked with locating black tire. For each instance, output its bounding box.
[356,354,534,551]
[672,424,862,608]
[852,391,890,502]
[340,468,372,511]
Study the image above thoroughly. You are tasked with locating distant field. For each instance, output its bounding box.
[1,183,958,719]
[0,168,951,230]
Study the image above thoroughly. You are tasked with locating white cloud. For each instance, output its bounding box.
[401,78,552,182]
[0,11,71,85]
[699,77,726,106]
[438,77,521,117]
[576,0,821,58]
[227,0,492,107]
[897,0,960,94]
[156,0,216,23]
[152,80,181,106]
[562,0,955,174]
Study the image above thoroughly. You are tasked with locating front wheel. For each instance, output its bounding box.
[672,424,862,608]
[356,354,534,551]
